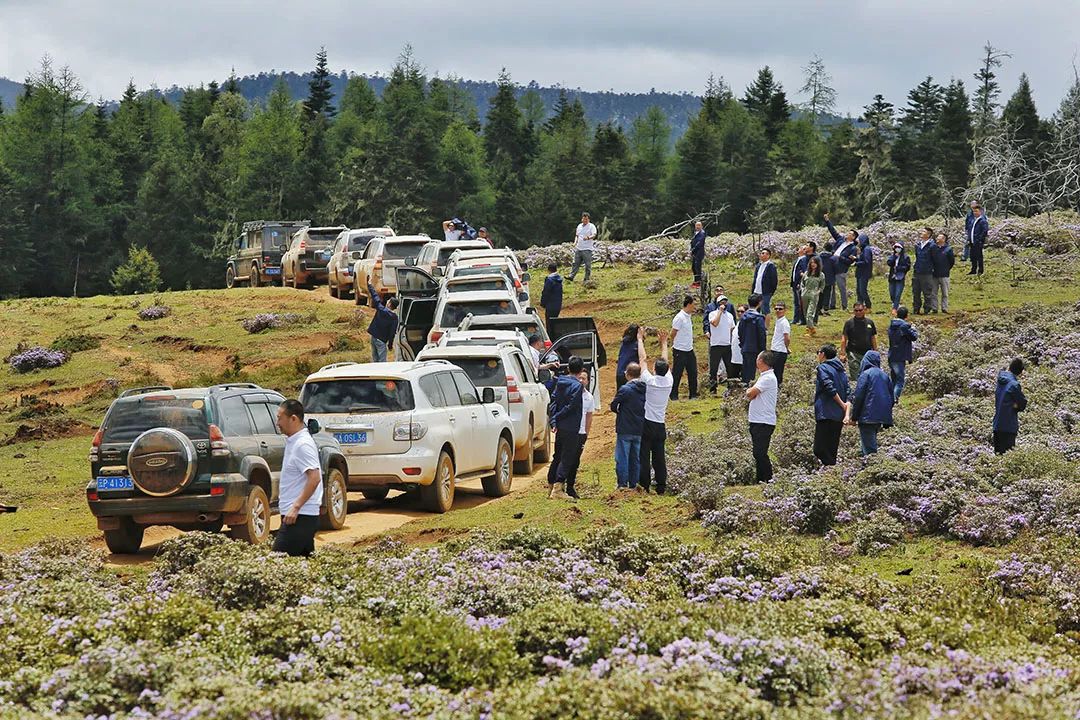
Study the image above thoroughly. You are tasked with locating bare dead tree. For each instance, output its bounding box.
[966,121,1038,217]
[638,206,729,244]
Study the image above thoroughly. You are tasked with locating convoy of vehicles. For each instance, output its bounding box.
[226,220,310,288]
[327,227,396,298]
[352,235,433,306]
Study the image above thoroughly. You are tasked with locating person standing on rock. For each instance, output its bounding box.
[992,358,1028,454]
[567,213,596,282]
[813,344,849,466]
[745,351,779,483]
[690,221,706,287]
[273,400,324,557]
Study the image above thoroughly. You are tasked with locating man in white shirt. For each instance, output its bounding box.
[770,303,792,386]
[442,219,464,242]
[273,400,324,557]
[637,328,673,493]
[708,295,735,394]
[567,212,597,282]
[668,294,698,400]
[745,351,778,483]
[529,334,559,373]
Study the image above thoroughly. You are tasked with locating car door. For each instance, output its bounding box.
[216,394,272,500]
[433,372,469,471]
[395,267,441,300]
[355,240,380,292]
[397,297,437,361]
[246,395,285,489]
[451,370,491,472]
[509,350,547,441]
[546,330,605,406]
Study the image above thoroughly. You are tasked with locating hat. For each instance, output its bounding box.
[479,227,487,232]
[893,242,903,250]
[717,295,728,303]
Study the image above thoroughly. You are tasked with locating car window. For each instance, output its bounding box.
[382,242,429,261]
[365,242,380,260]
[450,358,506,387]
[219,396,253,435]
[418,374,446,408]
[439,300,517,328]
[452,372,480,405]
[349,235,374,252]
[447,280,507,293]
[434,373,461,408]
[511,353,535,384]
[101,396,210,443]
[248,402,279,434]
[300,379,415,413]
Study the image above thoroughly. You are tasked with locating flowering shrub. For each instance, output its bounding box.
[137,304,172,321]
[7,345,68,373]
[240,312,311,333]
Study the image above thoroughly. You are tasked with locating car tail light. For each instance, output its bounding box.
[429,330,444,344]
[513,279,522,290]
[374,255,383,273]
[299,238,307,251]
[544,340,552,349]
[87,489,99,502]
[393,422,427,441]
[506,375,523,403]
[210,486,225,497]
[89,429,103,461]
[403,467,422,476]
[208,424,230,457]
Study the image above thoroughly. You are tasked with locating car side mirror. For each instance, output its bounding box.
[350,251,362,260]
[521,272,531,282]
[405,257,417,267]
[521,262,529,271]
[434,267,443,277]
[481,387,496,404]
[538,369,552,383]
[307,418,322,435]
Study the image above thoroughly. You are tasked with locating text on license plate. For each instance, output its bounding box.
[97,476,133,491]
[334,432,368,445]
[265,267,281,275]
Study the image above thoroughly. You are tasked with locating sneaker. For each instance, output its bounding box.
[566,489,580,500]
[547,484,556,499]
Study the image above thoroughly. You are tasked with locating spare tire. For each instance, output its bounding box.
[128,428,197,497]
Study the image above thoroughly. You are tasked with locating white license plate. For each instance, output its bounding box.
[334,431,368,445]
[97,476,133,491]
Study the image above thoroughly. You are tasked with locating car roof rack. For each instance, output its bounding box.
[119,385,173,398]
[209,383,262,391]
[318,362,361,372]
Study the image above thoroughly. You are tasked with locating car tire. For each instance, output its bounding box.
[250,264,261,288]
[103,517,144,554]
[514,421,535,475]
[361,488,389,501]
[420,451,455,513]
[482,436,514,498]
[225,265,237,289]
[534,424,552,463]
[319,467,348,531]
[228,485,270,544]
[329,281,338,299]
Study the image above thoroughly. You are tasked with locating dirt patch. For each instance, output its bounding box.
[4,417,92,445]
[151,335,225,353]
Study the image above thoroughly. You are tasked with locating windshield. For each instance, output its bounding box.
[383,242,428,261]
[440,300,517,328]
[102,397,210,443]
[447,280,507,293]
[450,358,507,387]
[300,379,415,413]
[306,231,340,248]
[453,265,512,279]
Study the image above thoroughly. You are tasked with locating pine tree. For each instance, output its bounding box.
[742,66,790,143]
[756,118,826,230]
[590,122,631,236]
[936,80,974,193]
[972,43,1011,137]
[900,77,944,133]
[517,89,545,126]
[667,113,722,219]
[799,55,837,126]
[304,47,336,118]
[626,106,670,233]
[238,79,301,218]
[853,95,899,217]
[1002,73,1041,144]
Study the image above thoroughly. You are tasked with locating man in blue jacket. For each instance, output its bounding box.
[930,232,955,313]
[966,202,988,275]
[992,358,1028,454]
[610,362,647,489]
[540,263,563,331]
[789,245,811,325]
[690,221,706,286]
[813,344,849,466]
[750,249,778,315]
[887,307,918,405]
[854,235,874,310]
[818,242,837,316]
[367,282,399,362]
[544,355,585,499]
[911,228,936,314]
[825,213,860,311]
[737,293,768,384]
[846,350,893,456]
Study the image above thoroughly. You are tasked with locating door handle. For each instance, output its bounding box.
[260,441,268,447]
[449,416,456,423]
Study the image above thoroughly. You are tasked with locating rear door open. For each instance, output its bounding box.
[545,325,606,405]
[396,297,437,361]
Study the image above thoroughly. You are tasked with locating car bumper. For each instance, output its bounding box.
[86,475,250,526]
[342,445,439,487]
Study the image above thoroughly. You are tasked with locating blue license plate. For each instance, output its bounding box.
[334,432,368,445]
[97,476,133,491]
[265,267,281,275]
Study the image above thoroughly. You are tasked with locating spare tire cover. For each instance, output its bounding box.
[129,428,197,497]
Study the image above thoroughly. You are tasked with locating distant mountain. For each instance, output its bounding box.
[0,76,22,110]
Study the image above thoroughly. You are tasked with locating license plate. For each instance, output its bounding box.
[334,432,368,445]
[96,476,133,491]
[265,267,281,275]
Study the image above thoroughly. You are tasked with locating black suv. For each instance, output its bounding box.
[87,383,350,554]
[225,220,310,288]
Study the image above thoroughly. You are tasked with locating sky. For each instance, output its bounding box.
[1,0,1078,116]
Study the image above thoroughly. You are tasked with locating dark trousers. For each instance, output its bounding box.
[813,419,843,466]
[547,430,583,494]
[638,420,667,493]
[272,514,318,557]
[888,280,904,309]
[741,354,757,384]
[856,275,871,308]
[970,245,984,275]
[911,274,934,313]
[708,345,732,392]
[772,351,788,386]
[791,286,804,323]
[616,371,627,391]
[544,308,560,335]
[993,431,1016,454]
[566,434,587,484]
[691,254,703,283]
[670,348,698,399]
[823,281,836,311]
[749,422,775,483]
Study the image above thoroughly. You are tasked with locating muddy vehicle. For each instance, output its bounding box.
[282,225,348,288]
[87,384,350,554]
[226,220,310,288]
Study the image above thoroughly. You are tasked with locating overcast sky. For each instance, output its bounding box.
[1,0,1078,116]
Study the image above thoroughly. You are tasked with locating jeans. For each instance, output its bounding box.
[638,420,667,493]
[692,254,703,283]
[708,344,732,391]
[548,430,583,495]
[835,273,849,310]
[272,515,318,557]
[371,337,389,362]
[889,359,906,403]
[888,279,904,310]
[912,273,934,313]
[791,286,804,324]
[858,423,881,456]
[761,292,773,315]
[772,351,788,386]
[855,275,871,308]
[813,419,843,466]
[748,422,775,483]
[615,434,642,488]
[569,249,593,281]
[823,281,836,311]
[933,276,950,311]
[993,430,1016,454]
[670,348,698,399]
[969,245,984,274]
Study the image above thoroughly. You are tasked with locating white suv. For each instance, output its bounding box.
[428,290,523,345]
[443,255,531,307]
[416,343,551,474]
[298,361,515,513]
[352,235,431,306]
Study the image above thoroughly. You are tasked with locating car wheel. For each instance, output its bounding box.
[103,517,144,554]
[482,436,514,498]
[514,421,535,475]
[534,423,552,463]
[228,485,270,544]
[225,265,237,289]
[319,466,348,531]
[361,488,389,501]
[329,280,338,299]
[250,264,261,288]
[420,451,455,513]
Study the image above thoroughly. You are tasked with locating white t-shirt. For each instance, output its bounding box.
[771,316,791,354]
[279,429,323,516]
[753,261,772,294]
[639,367,673,423]
[709,308,734,347]
[579,389,595,434]
[575,223,597,251]
[731,324,743,364]
[530,346,541,370]
[748,369,778,425]
[445,228,463,242]
[671,310,694,352]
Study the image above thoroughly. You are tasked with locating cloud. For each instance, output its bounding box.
[1,0,1077,115]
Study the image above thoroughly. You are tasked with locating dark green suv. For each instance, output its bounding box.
[87,383,350,554]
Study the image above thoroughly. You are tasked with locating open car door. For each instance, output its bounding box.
[396,297,437,361]
[543,329,606,405]
[547,318,607,365]
[395,266,441,300]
